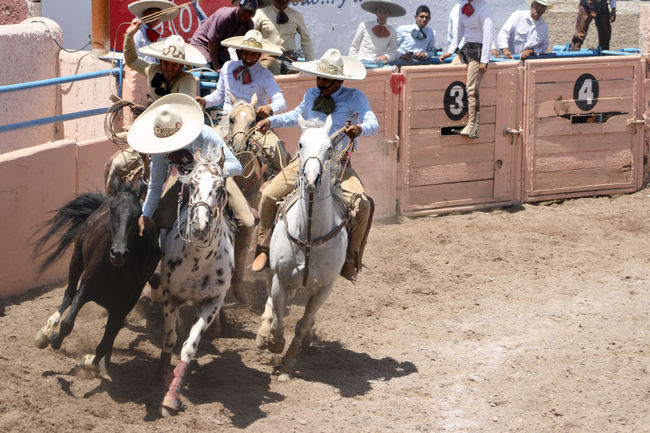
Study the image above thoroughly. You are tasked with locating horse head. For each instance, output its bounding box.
[297,114,334,193]
[108,177,146,267]
[179,145,227,244]
[226,92,258,154]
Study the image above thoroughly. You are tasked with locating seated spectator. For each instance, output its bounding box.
[349,0,406,64]
[492,0,550,60]
[396,5,436,62]
[127,0,179,63]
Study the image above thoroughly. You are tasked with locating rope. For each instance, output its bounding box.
[104,97,146,147]
[29,19,91,53]
[140,1,198,25]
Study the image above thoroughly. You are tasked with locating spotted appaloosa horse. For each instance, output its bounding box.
[158,145,235,417]
[256,115,348,381]
[33,179,160,373]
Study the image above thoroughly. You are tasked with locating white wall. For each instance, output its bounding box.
[42,0,91,51]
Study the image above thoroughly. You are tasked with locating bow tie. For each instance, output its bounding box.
[411,28,427,41]
[276,11,289,24]
[146,28,160,42]
[233,65,252,85]
[167,149,194,167]
[312,94,335,115]
[461,3,474,17]
[372,25,390,38]
[151,72,170,96]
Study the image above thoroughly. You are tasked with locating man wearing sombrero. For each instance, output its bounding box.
[252,49,379,281]
[127,0,179,63]
[253,0,314,75]
[129,94,256,304]
[197,29,290,171]
[493,0,551,60]
[105,18,207,198]
[349,0,405,64]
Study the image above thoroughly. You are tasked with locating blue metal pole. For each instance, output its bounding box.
[0,107,109,133]
[0,68,120,94]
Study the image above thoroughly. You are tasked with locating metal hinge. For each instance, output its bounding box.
[503,128,523,135]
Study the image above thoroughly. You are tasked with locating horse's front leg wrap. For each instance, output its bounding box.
[163,360,189,412]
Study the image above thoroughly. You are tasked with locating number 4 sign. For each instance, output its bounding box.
[573,73,599,111]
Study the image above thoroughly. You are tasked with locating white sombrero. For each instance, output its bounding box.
[139,35,207,66]
[221,30,283,56]
[127,93,205,154]
[361,0,406,17]
[128,0,179,21]
[291,49,366,81]
[526,0,553,8]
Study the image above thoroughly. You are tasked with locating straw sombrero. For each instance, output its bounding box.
[128,0,179,21]
[360,0,406,17]
[127,93,205,154]
[526,0,553,7]
[139,35,207,66]
[221,30,283,56]
[291,49,366,81]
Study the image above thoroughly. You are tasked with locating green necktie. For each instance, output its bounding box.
[312,94,335,115]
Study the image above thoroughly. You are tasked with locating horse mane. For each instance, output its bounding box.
[179,144,225,184]
[299,117,327,130]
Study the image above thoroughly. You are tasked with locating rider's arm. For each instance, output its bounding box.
[204,62,228,108]
[142,154,169,219]
[355,91,379,138]
[200,126,242,177]
[124,30,149,76]
[268,88,313,129]
[263,70,286,114]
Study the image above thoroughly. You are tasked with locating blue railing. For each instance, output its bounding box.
[0,64,123,134]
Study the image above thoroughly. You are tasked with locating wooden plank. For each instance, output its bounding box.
[408,86,498,111]
[535,131,632,155]
[408,106,497,129]
[409,142,494,168]
[535,96,634,118]
[534,79,635,102]
[535,114,631,137]
[409,161,494,186]
[532,166,633,191]
[406,71,497,91]
[405,180,495,207]
[535,148,632,172]
[494,69,518,200]
[532,65,636,83]
[407,125,496,148]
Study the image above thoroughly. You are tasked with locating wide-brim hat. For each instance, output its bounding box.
[128,0,179,21]
[221,30,283,56]
[127,93,204,154]
[526,0,553,8]
[361,0,406,17]
[139,35,207,66]
[291,48,366,81]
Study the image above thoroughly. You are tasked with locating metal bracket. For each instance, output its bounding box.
[503,128,523,135]
[626,116,646,127]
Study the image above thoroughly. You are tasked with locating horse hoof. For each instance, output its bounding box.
[278,373,292,382]
[161,394,183,417]
[161,405,177,418]
[267,336,285,354]
[50,336,62,350]
[34,330,49,349]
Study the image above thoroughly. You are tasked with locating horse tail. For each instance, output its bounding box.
[33,192,108,274]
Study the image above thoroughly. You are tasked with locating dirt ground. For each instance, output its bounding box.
[1,187,649,433]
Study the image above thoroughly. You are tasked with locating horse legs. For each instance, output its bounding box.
[160,296,181,385]
[162,296,224,417]
[35,242,84,349]
[278,283,334,382]
[49,280,89,350]
[255,296,274,349]
[80,310,127,375]
[267,274,289,354]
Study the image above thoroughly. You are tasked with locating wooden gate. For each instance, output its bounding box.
[398,63,521,216]
[522,56,645,201]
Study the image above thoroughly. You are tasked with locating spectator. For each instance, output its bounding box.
[492,0,550,60]
[349,0,406,64]
[396,5,436,61]
[570,0,616,51]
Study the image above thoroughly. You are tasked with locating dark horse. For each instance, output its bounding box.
[33,179,160,374]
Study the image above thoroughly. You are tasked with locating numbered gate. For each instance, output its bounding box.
[398,62,522,216]
[522,56,645,201]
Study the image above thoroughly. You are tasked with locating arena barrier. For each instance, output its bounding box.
[522,56,645,201]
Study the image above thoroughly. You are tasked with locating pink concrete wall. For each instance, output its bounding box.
[0,17,62,153]
[0,0,28,25]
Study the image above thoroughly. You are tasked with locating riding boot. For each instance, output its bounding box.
[468,111,480,139]
[460,109,477,137]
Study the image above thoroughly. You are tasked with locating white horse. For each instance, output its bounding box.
[158,145,234,416]
[255,115,348,381]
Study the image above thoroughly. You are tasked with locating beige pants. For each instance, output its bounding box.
[104,148,147,196]
[251,129,291,174]
[256,159,370,265]
[452,54,484,119]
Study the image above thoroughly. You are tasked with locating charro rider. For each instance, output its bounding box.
[349,0,406,64]
[196,29,290,171]
[129,93,256,305]
[104,17,205,196]
[252,48,379,281]
[127,0,179,63]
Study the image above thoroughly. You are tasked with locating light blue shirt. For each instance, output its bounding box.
[133,24,159,64]
[396,23,436,58]
[268,86,379,150]
[142,125,242,218]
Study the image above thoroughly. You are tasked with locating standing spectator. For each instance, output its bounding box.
[448,1,461,49]
[190,0,258,70]
[396,5,436,62]
[493,0,550,60]
[441,0,492,139]
[128,0,179,63]
[253,0,314,74]
[348,0,406,64]
[570,0,616,51]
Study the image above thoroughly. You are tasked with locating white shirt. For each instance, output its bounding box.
[133,24,159,64]
[204,60,286,114]
[447,2,465,50]
[349,21,398,62]
[496,10,549,55]
[447,0,493,64]
[396,23,436,58]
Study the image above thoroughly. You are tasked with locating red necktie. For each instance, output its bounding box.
[372,25,390,38]
[233,65,252,85]
[146,28,160,42]
[461,3,474,17]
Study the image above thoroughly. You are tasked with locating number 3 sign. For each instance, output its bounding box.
[444,81,468,121]
[573,73,599,111]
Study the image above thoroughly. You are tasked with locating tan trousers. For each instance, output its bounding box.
[452,53,484,121]
[256,159,370,265]
[570,2,611,51]
[104,148,147,196]
[251,129,291,174]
